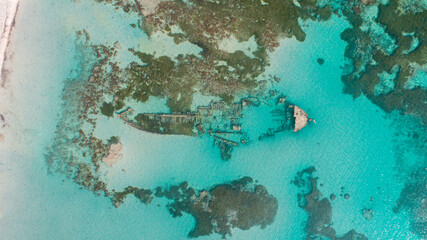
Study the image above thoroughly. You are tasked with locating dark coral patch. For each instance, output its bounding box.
[115,178,278,238]
[292,167,368,240]
[162,177,278,238]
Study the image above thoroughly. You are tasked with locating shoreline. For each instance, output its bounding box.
[0,0,20,86]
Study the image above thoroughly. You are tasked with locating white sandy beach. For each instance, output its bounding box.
[0,0,19,155]
[0,0,19,82]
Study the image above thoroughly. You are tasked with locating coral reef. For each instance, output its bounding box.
[295,0,427,123]
[339,1,426,122]
[292,167,368,240]
[110,178,278,238]
[45,32,126,195]
[117,48,264,113]
[111,186,153,207]
[94,0,334,116]
[159,177,278,238]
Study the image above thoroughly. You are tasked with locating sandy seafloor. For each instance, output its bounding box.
[0,0,425,239]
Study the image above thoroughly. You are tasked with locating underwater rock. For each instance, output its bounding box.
[344,193,350,199]
[317,58,325,65]
[292,167,368,240]
[362,208,373,220]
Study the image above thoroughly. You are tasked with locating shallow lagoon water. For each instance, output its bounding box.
[0,0,424,239]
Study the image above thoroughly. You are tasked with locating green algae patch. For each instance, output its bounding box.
[121,52,196,113]
[100,101,114,117]
[107,136,119,145]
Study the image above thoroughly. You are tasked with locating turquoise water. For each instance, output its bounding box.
[0,1,424,239]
